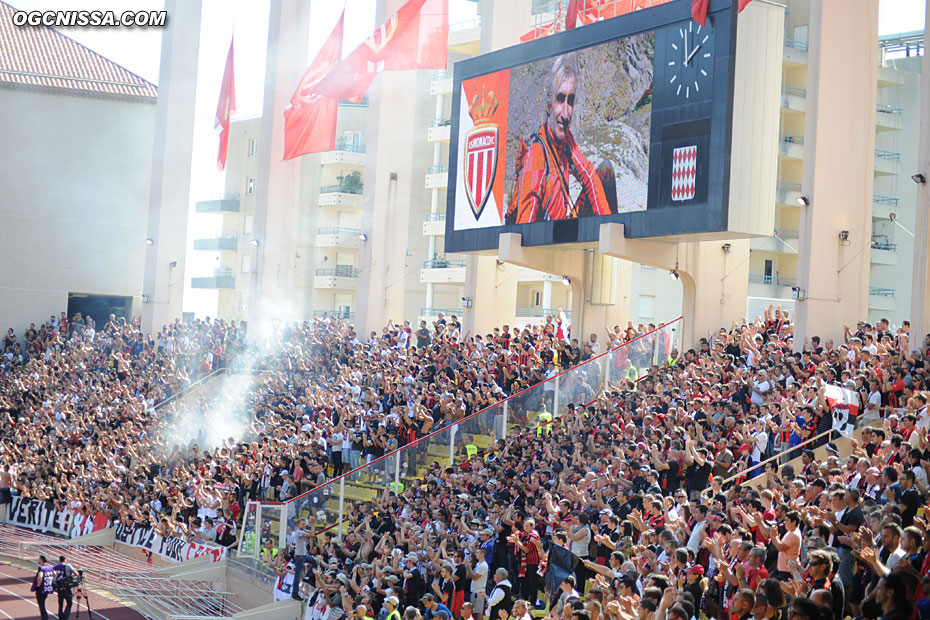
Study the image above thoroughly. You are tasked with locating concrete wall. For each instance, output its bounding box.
[0,87,155,334]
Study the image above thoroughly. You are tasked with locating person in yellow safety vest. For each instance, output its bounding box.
[465,444,478,459]
[259,538,278,564]
[665,348,680,367]
[390,481,405,494]
[537,410,553,436]
[620,359,638,381]
[384,596,401,620]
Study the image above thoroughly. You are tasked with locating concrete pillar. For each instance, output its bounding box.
[542,280,553,310]
[462,255,518,335]
[599,223,749,349]
[248,0,311,336]
[793,0,878,351]
[141,0,202,336]
[909,1,930,346]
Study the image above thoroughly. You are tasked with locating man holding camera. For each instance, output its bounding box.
[54,554,77,620]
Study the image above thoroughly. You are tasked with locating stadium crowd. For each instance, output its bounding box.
[3,305,930,620]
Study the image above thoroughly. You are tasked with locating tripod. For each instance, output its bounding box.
[73,580,94,620]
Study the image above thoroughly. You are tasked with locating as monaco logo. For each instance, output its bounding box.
[363,12,398,55]
[671,145,697,201]
[464,125,498,219]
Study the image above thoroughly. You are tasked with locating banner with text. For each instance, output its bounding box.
[114,522,228,563]
[4,496,109,539]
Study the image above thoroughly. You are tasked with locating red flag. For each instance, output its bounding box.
[520,23,557,42]
[311,0,448,103]
[215,37,236,170]
[691,0,709,26]
[738,0,753,10]
[565,0,580,29]
[283,12,344,160]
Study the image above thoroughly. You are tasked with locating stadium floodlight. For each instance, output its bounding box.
[668,270,680,281]
[912,173,926,184]
[796,195,810,206]
[561,276,571,286]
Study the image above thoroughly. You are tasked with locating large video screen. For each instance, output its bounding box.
[445,0,735,252]
[454,32,654,231]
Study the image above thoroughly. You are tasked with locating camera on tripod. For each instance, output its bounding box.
[54,567,83,592]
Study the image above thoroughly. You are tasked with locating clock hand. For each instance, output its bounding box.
[683,33,689,66]
[686,45,701,66]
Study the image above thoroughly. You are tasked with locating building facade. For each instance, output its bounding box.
[0,1,156,333]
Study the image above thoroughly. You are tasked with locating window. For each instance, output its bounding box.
[243,214,253,234]
[241,254,251,273]
[248,139,257,157]
[637,295,655,319]
[533,291,542,307]
[246,177,255,195]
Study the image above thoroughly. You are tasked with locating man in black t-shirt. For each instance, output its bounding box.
[898,469,921,527]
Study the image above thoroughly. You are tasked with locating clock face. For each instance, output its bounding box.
[667,20,714,100]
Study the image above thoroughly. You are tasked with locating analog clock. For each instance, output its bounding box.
[667,20,714,100]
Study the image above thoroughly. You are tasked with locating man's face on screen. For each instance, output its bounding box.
[547,75,575,143]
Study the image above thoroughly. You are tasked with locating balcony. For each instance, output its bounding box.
[431,70,453,96]
[868,287,897,311]
[449,17,481,54]
[320,140,366,167]
[778,134,805,160]
[316,227,362,249]
[191,268,235,289]
[870,238,898,265]
[423,212,446,236]
[192,236,238,252]
[428,117,452,143]
[876,104,904,131]
[872,194,899,220]
[426,165,449,190]
[783,38,808,67]
[781,86,806,113]
[874,149,901,176]
[420,258,466,284]
[195,194,239,214]
[319,184,363,208]
[314,266,360,290]
[748,273,796,299]
[775,180,802,207]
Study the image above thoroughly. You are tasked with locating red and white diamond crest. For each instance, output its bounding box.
[671,145,697,201]
[464,125,498,219]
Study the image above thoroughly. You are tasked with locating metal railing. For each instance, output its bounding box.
[313,309,355,319]
[339,96,370,107]
[782,86,807,97]
[423,258,466,269]
[319,183,363,195]
[515,307,573,318]
[424,212,446,221]
[780,133,805,145]
[333,138,365,153]
[874,194,899,206]
[774,228,800,239]
[450,17,481,31]
[875,149,902,161]
[317,226,362,236]
[876,103,904,115]
[784,38,809,51]
[236,320,682,574]
[419,307,460,317]
[748,273,797,287]
[427,165,449,174]
[776,180,802,192]
[871,238,897,251]
[430,117,452,127]
[869,286,896,297]
[315,267,360,278]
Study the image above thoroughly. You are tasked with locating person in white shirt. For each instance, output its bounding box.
[469,548,489,615]
[750,420,769,463]
[750,370,770,406]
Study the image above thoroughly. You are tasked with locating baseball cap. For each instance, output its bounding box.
[686,565,705,575]
[739,444,751,453]
[386,596,400,607]
[421,594,435,603]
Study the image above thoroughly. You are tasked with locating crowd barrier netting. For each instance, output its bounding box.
[235,318,682,568]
